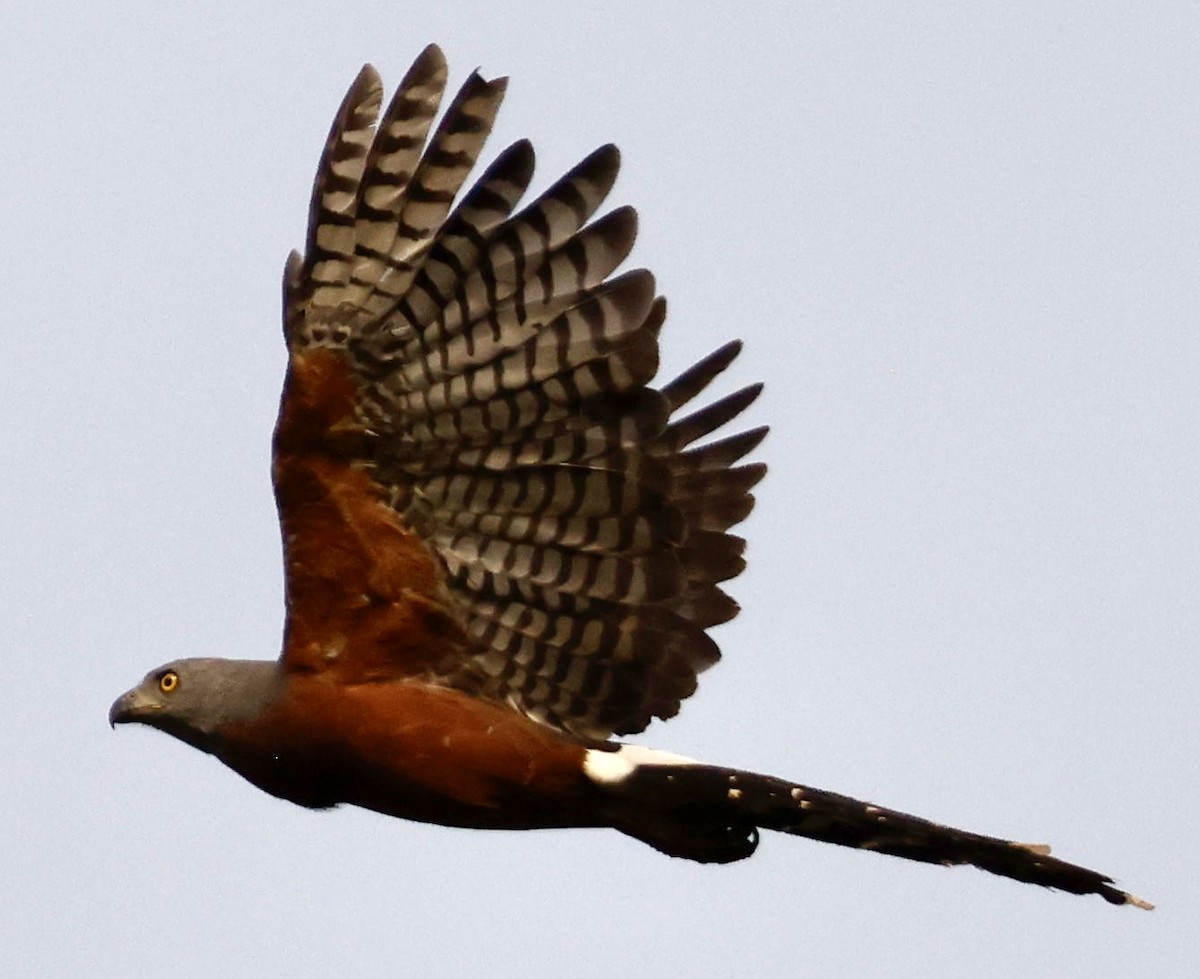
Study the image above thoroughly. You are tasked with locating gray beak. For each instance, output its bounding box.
[109,686,161,728]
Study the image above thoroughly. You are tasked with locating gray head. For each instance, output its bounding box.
[109,658,282,754]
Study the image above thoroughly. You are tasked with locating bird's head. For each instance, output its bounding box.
[109,658,282,753]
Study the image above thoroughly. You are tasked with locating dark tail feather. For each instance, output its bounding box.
[612,763,1151,909]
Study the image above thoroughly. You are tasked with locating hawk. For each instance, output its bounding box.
[110,44,1149,909]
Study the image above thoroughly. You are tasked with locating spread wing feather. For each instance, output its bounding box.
[276,44,765,738]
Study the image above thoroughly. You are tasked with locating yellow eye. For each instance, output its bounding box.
[159,671,179,694]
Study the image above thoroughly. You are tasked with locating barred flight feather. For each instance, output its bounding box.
[434,509,682,555]
[411,461,670,519]
[373,145,625,372]
[283,45,765,738]
[659,387,765,454]
[388,208,636,393]
[403,415,659,474]
[389,270,656,416]
[345,49,448,310]
[359,74,508,312]
[431,532,679,605]
[672,427,769,474]
[376,141,535,349]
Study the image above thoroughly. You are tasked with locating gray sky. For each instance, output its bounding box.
[3,1,1194,976]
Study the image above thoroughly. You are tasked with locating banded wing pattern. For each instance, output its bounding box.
[281,44,765,739]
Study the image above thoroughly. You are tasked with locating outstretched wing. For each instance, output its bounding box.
[273,45,766,739]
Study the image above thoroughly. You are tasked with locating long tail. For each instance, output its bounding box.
[586,749,1151,908]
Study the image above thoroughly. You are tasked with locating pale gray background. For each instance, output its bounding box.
[3,1,1195,976]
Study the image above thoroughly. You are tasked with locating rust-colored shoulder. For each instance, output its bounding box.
[273,348,465,681]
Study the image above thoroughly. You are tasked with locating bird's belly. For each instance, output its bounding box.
[216,679,598,831]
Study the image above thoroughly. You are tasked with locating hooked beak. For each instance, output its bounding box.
[109,686,163,728]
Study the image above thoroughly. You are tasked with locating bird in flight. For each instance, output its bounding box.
[110,44,1149,909]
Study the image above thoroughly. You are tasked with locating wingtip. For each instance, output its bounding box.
[418,42,446,66]
[352,63,383,97]
[468,67,509,94]
[592,142,621,172]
